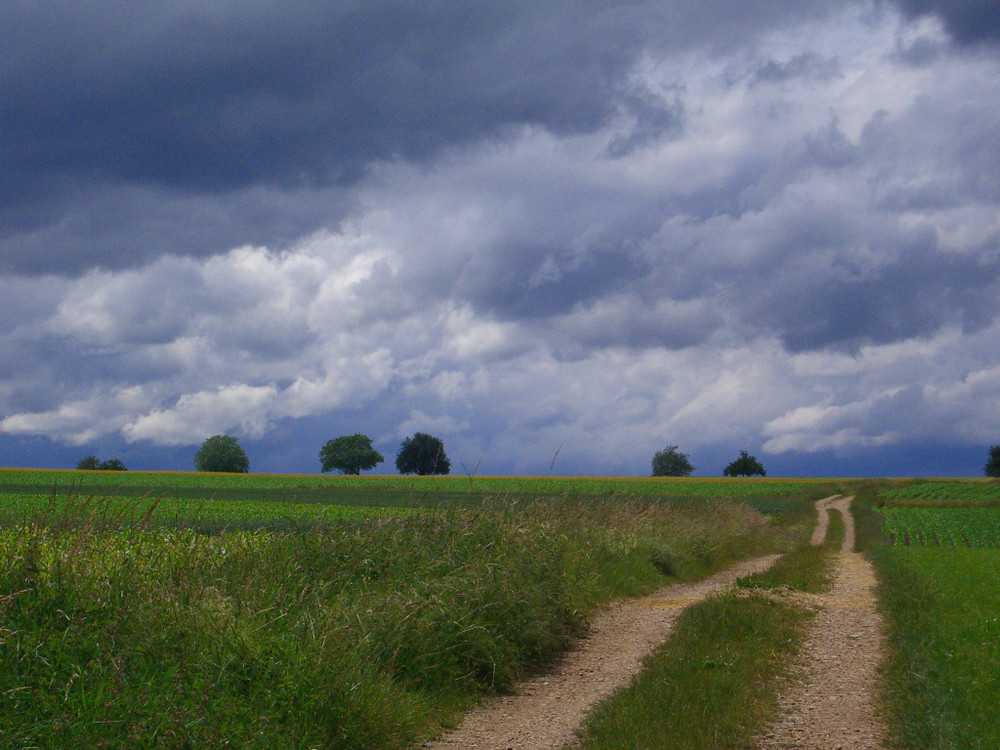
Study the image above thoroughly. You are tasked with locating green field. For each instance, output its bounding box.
[870,480,1000,748]
[878,479,1000,506]
[0,492,414,527]
[0,469,816,749]
[6,470,998,748]
[876,547,1000,749]
[0,467,830,497]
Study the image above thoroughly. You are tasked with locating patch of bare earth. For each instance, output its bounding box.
[420,554,782,750]
[756,495,886,750]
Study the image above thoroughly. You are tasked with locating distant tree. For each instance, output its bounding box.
[651,445,695,477]
[396,432,451,475]
[320,434,384,475]
[723,450,767,477]
[986,445,1000,478]
[194,435,250,473]
[76,455,101,470]
[98,458,127,471]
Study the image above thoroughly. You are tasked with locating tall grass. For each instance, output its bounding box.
[1,495,785,749]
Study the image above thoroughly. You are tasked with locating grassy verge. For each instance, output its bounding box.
[1,495,789,749]
[875,547,1000,749]
[572,504,843,749]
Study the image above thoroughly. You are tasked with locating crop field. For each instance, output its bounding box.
[0,468,820,749]
[0,467,829,497]
[878,507,1000,548]
[869,479,1000,748]
[878,479,1000,506]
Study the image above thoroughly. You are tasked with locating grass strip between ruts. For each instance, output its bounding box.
[572,507,843,749]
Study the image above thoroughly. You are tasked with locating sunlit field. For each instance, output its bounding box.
[0,468,827,748]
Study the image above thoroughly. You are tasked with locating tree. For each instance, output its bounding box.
[651,445,695,477]
[723,450,766,477]
[396,432,451,475]
[986,445,1000,478]
[320,434,384,475]
[77,456,128,470]
[194,435,250,473]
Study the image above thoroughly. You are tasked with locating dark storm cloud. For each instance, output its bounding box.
[895,0,1000,44]
[756,244,1000,352]
[1,0,840,274]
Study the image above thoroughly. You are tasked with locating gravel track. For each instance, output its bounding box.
[755,495,887,749]
[419,495,878,750]
[420,553,782,750]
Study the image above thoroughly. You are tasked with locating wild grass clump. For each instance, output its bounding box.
[0,495,785,749]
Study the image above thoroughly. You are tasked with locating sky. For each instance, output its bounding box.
[2,0,999,477]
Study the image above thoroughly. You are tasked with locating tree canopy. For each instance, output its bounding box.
[76,456,127,471]
[395,432,451,475]
[651,445,695,477]
[987,445,1000,478]
[320,434,384,475]
[194,435,250,473]
[722,450,766,477]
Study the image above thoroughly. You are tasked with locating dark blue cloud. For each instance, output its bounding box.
[895,0,1000,44]
[1,0,840,274]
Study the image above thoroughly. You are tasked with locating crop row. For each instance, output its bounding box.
[879,481,1000,506]
[878,507,1000,548]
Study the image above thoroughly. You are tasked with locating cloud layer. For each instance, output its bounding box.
[2,1,999,475]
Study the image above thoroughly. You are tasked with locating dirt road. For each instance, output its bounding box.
[421,553,784,750]
[756,495,886,749]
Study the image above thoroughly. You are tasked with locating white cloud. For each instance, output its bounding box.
[122,384,279,444]
[1,387,152,445]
